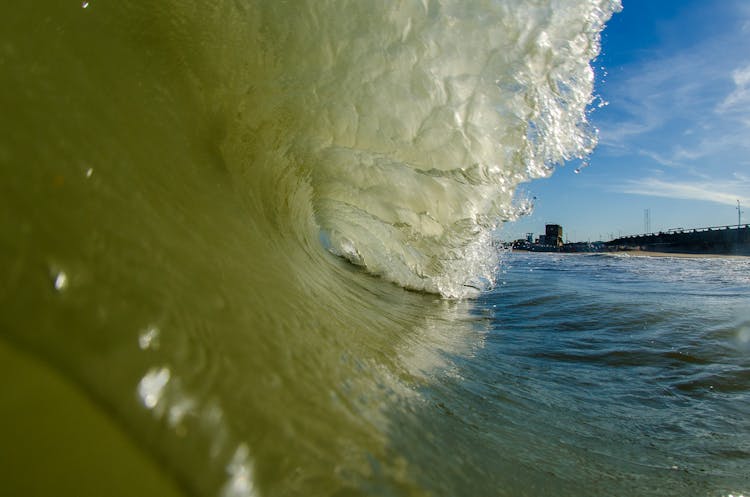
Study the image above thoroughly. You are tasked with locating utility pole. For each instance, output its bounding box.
[736,200,744,246]
[738,200,743,227]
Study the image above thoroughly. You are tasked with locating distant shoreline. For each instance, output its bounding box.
[610,250,749,259]
[509,249,749,259]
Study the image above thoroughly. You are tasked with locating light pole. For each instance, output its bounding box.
[738,200,744,227]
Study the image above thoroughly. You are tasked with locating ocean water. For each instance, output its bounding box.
[473,253,750,496]
[2,0,749,496]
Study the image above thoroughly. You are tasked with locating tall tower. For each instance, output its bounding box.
[644,208,651,234]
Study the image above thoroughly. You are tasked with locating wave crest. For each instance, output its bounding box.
[211,0,621,296]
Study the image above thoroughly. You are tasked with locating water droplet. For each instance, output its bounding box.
[85,167,93,178]
[222,444,257,497]
[53,271,68,292]
[138,325,160,350]
[574,161,590,175]
[168,397,196,429]
[137,367,170,409]
[82,1,89,8]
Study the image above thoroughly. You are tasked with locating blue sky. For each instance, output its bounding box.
[501,0,750,242]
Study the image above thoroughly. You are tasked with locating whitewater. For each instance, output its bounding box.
[1,1,748,496]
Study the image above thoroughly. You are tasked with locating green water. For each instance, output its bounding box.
[0,1,621,495]
[0,339,183,496]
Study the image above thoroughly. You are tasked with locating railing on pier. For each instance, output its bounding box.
[614,224,750,241]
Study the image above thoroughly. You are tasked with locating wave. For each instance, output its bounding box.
[184,0,620,297]
[0,0,621,495]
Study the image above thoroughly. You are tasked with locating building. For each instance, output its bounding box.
[510,224,566,252]
[545,224,563,248]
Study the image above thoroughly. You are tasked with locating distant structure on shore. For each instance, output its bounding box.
[542,224,564,248]
[606,224,750,255]
[510,223,750,255]
[512,224,602,253]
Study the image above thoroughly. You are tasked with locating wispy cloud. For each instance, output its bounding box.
[621,177,750,206]
[596,2,750,170]
[717,63,750,114]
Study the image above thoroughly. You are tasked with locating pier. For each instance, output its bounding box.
[605,224,750,255]
[509,223,750,255]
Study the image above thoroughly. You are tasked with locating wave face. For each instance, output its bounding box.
[207,0,618,297]
[0,1,620,496]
